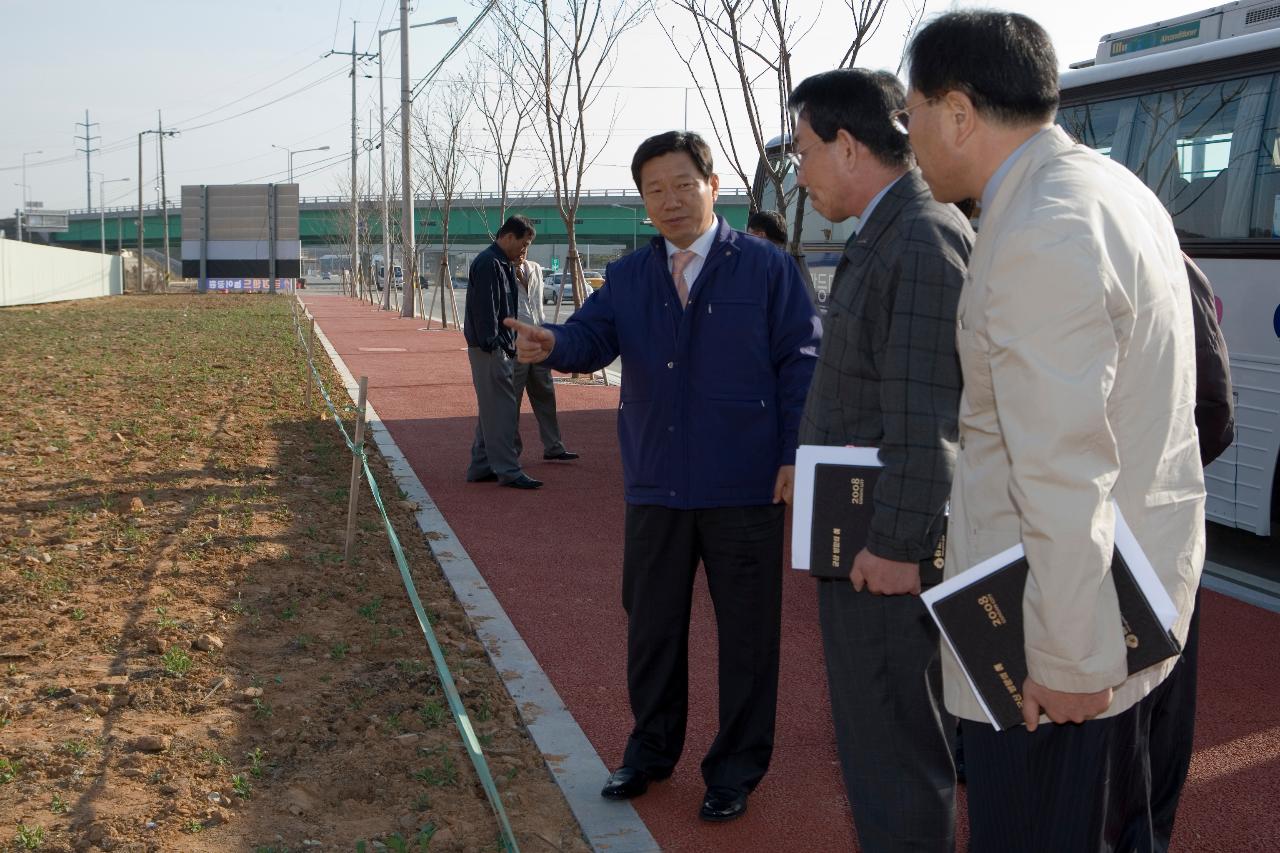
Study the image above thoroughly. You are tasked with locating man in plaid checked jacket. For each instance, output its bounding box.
[790,69,973,852]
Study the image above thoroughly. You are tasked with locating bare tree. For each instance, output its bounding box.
[663,0,893,257]
[467,37,539,226]
[414,81,473,329]
[842,0,892,68]
[329,170,381,301]
[498,0,649,315]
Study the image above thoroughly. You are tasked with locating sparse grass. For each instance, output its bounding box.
[231,772,252,799]
[357,597,382,623]
[50,793,68,814]
[412,752,458,787]
[154,605,180,630]
[329,641,350,661]
[252,697,273,719]
[246,746,267,776]
[14,824,44,849]
[417,700,447,729]
[162,646,193,677]
[60,738,90,759]
[202,749,228,767]
[0,757,18,783]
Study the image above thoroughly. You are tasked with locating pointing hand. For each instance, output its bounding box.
[503,318,555,363]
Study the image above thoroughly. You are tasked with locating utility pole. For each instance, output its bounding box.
[326,24,376,299]
[378,15,455,314]
[136,122,178,293]
[399,0,416,318]
[76,110,100,210]
[158,111,172,292]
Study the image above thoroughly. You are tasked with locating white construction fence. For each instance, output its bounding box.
[0,236,122,307]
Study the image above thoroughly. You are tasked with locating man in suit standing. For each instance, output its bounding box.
[789,68,972,853]
[511,256,578,463]
[463,215,542,490]
[503,131,819,822]
[903,12,1206,851]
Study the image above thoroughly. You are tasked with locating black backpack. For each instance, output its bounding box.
[1183,254,1235,466]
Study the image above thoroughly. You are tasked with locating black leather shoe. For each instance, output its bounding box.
[502,474,543,490]
[601,766,662,800]
[466,472,498,483]
[699,787,748,822]
[543,450,580,461]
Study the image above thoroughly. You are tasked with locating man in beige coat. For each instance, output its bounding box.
[904,11,1205,852]
[512,256,577,463]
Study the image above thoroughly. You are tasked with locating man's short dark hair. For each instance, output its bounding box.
[497,214,536,239]
[631,131,714,190]
[787,69,911,169]
[907,10,1059,125]
[747,210,788,247]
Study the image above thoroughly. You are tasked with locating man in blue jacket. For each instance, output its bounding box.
[504,130,820,822]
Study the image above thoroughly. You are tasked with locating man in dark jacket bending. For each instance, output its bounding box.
[505,130,820,823]
[464,215,541,489]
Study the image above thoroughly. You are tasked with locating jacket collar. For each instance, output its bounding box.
[844,168,928,256]
[976,126,1075,237]
[647,214,737,261]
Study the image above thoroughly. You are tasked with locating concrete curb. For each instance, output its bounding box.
[304,300,659,853]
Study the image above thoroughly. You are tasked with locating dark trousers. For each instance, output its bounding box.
[620,503,784,794]
[817,579,956,853]
[465,347,523,483]
[962,693,1154,853]
[512,361,565,456]
[1136,587,1201,852]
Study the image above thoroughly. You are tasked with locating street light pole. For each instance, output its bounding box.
[97,174,130,255]
[271,144,330,184]
[19,150,42,242]
[376,11,458,317]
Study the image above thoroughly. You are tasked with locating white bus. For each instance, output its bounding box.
[1058,1,1280,535]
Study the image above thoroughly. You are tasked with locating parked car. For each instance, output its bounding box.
[583,269,606,289]
[542,273,578,305]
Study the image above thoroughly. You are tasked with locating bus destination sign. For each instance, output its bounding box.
[1110,21,1201,58]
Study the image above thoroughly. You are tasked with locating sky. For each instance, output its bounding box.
[0,0,1203,219]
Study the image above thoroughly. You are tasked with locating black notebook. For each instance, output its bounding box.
[792,445,945,582]
[921,504,1182,730]
[792,446,882,579]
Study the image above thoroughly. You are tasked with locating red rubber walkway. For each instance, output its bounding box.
[302,293,1280,851]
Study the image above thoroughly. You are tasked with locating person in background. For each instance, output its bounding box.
[463,215,542,490]
[512,255,578,463]
[790,67,972,853]
[904,11,1206,851]
[746,209,789,248]
[504,130,819,824]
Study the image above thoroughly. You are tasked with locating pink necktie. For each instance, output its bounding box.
[671,250,695,307]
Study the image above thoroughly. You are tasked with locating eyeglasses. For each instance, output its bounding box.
[785,139,827,169]
[890,97,936,134]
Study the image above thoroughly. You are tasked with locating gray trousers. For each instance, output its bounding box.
[817,579,957,853]
[466,346,524,484]
[512,361,565,456]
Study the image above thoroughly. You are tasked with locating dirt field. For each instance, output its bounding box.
[0,295,589,853]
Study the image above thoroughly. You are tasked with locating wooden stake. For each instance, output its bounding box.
[343,376,369,570]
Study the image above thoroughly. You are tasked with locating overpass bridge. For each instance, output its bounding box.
[46,188,753,255]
